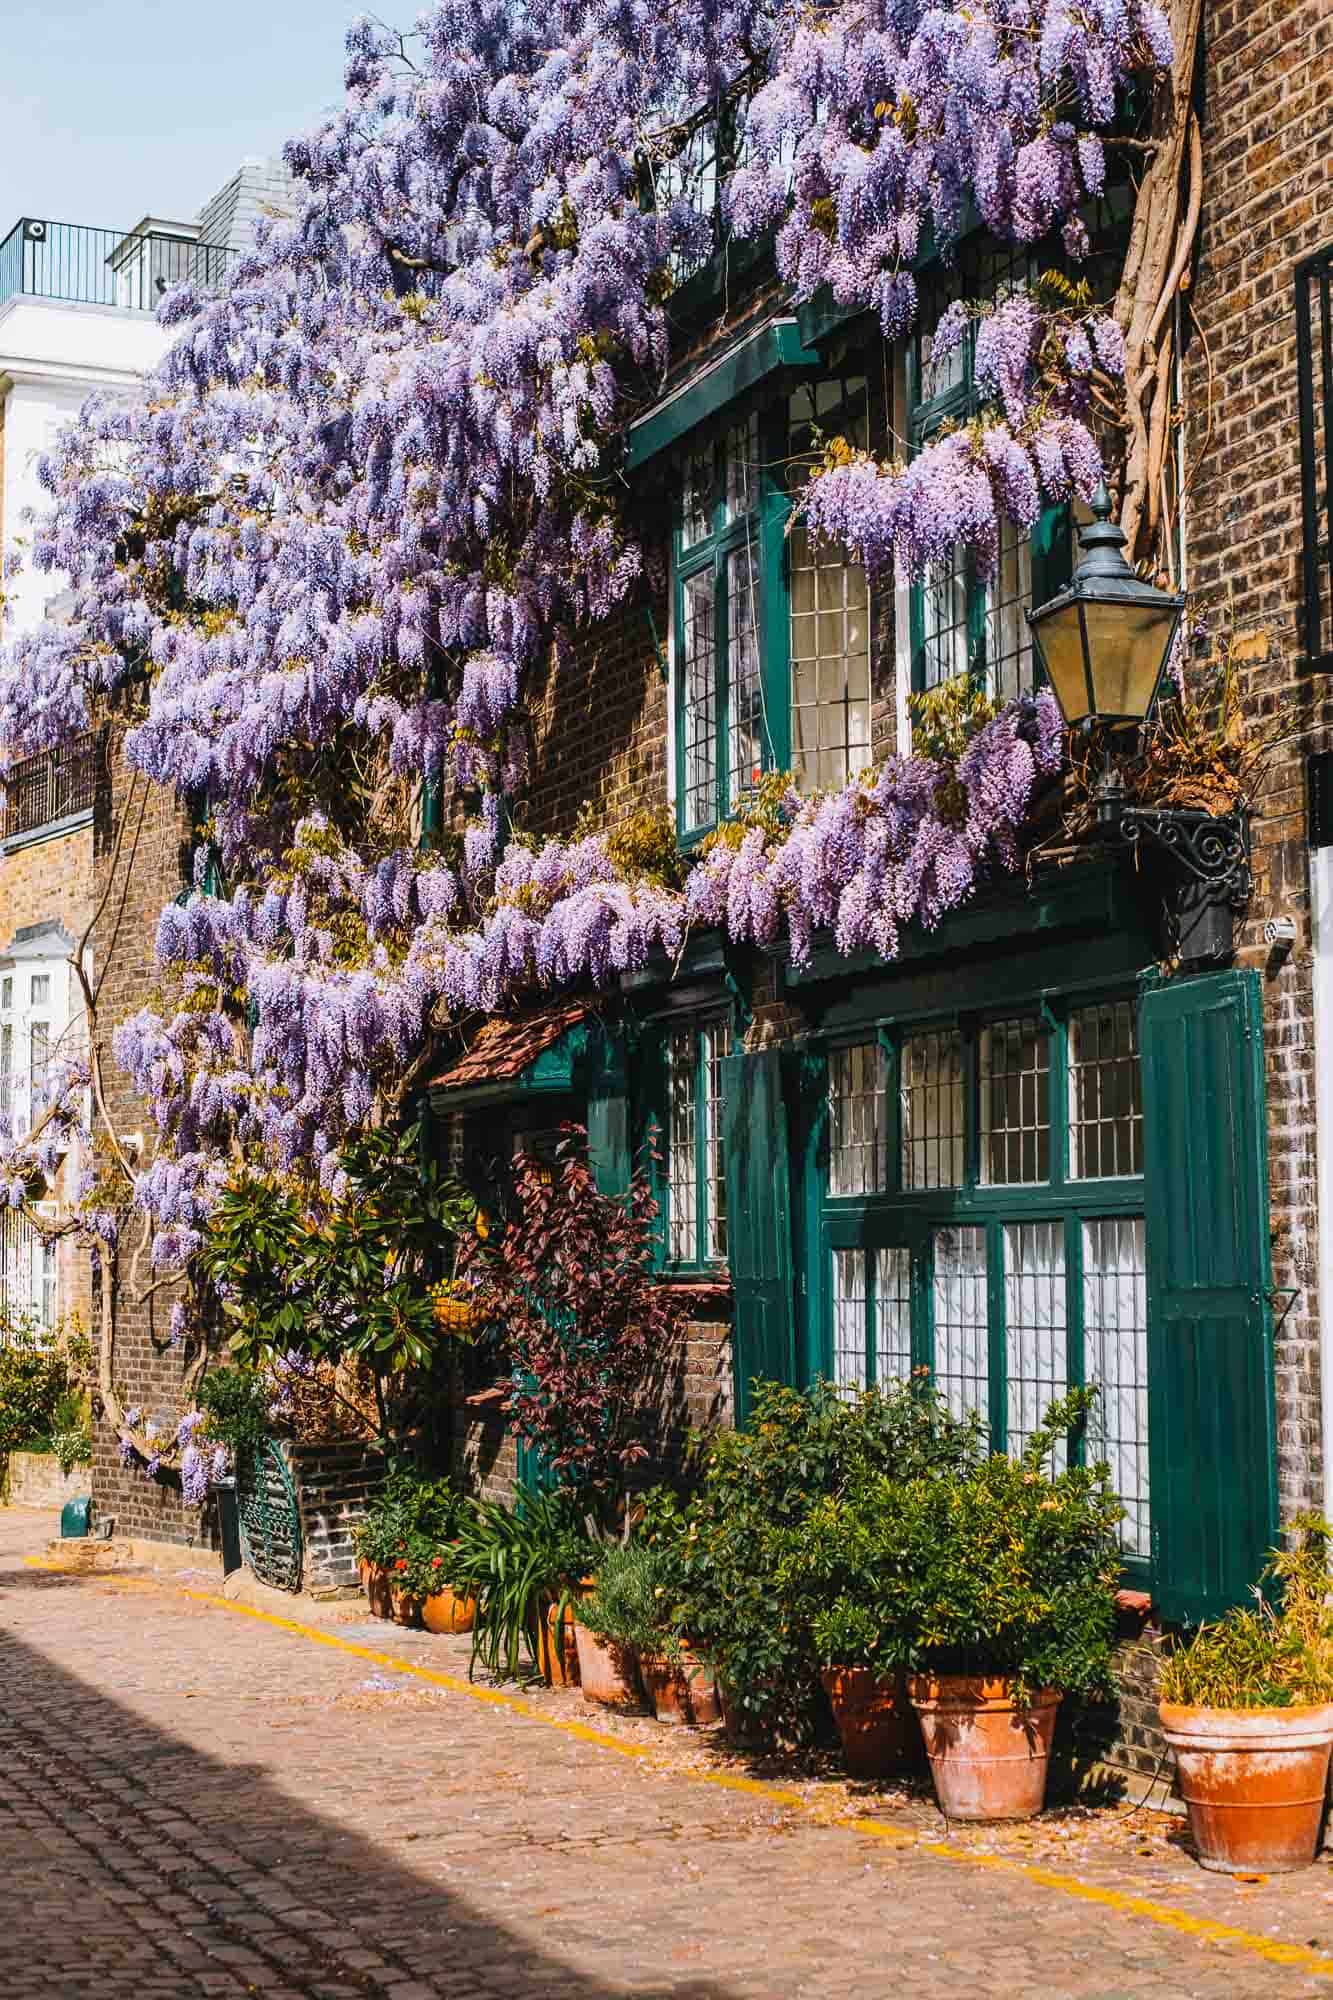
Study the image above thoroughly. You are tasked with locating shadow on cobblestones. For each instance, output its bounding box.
[0,1606,746,2000]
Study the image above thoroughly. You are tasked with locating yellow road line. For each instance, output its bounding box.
[24,1554,1333,1982]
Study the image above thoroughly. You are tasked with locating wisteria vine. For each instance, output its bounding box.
[0,0,1185,1450]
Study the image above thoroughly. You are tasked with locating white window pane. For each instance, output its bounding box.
[703,1018,733,1261]
[789,526,872,794]
[29,973,51,1008]
[921,548,970,689]
[681,571,716,828]
[984,516,1034,702]
[667,1025,698,1263]
[875,1246,913,1387]
[901,1031,964,1189]
[1083,1216,1150,1559]
[727,545,762,804]
[933,1226,989,1431]
[724,412,758,524]
[1070,1001,1143,1179]
[1004,1222,1067,1468]
[829,1042,885,1195]
[980,1017,1050,1185]
[832,1249,868,1402]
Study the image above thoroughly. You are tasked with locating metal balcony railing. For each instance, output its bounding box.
[0,218,234,313]
[1,732,98,843]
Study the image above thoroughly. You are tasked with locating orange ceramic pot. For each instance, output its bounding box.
[573,1623,643,1707]
[822,1667,915,1779]
[909,1676,1060,1821]
[718,1683,774,1751]
[1160,1702,1333,1873]
[422,1587,476,1635]
[641,1650,720,1726]
[537,1600,581,1686]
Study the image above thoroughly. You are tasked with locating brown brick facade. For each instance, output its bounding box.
[87,720,207,1543]
[1185,0,1333,1529]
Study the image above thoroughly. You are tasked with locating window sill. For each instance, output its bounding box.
[658,1273,733,1313]
[462,1384,509,1412]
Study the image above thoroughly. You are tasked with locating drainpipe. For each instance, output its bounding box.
[1310,844,1333,1523]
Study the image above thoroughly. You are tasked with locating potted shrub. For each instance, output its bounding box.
[1159,1519,1333,1874]
[846,1391,1121,1820]
[642,1380,983,1749]
[448,1483,595,1684]
[573,1543,651,1707]
[809,1604,914,1780]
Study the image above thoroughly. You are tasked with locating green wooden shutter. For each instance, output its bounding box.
[1141,968,1277,1625]
[1030,501,1071,612]
[722,1047,796,1425]
[586,1026,631,1199]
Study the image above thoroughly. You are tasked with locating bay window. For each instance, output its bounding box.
[817,995,1148,1564]
[672,364,872,839]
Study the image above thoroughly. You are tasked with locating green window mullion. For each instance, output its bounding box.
[1048,1006,1070,1192]
[911,1237,931,1376]
[1064,1211,1086,1467]
[758,400,793,774]
[966,548,989,693]
[879,1028,902,1194]
[962,1022,981,1189]
[714,550,730,823]
[986,1215,1007,1455]
[865,1248,879,1393]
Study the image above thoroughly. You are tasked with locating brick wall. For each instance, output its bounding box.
[88,720,207,1542]
[1185,0,1333,1524]
[288,1441,386,1598]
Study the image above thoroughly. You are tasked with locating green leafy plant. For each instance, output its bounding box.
[788,1390,1123,1701]
[352,1467,470,1579]
[639,1378,986,1738]
[577,1540,674,1654]
[445,1483,596,1681]
[196,1366,273,1459]
[0,1336,73,1454]
[1160,1518,1333,1710]
[200,1123,477,1435]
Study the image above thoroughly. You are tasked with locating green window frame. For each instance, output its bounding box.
[812,994,1149,1577]
[654,1009,735,1271]
[671,365,873,841]
[906,240,1071,703]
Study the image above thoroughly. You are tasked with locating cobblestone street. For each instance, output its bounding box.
[8,1508,1333,1999]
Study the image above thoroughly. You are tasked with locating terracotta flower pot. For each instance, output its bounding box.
[822,1667,915,1779]
[718,1683,775,1751]
[389,1587,423,1628]
[640,1648,719,1726]
[537,1599,581,1686]
[573,1623,643,1707]
[909,1675,1061,1821]
[363,1563,393,1619]
[678,1645,722,1727]
[1160,1701,1333,1874]
[422,1587,476,1635]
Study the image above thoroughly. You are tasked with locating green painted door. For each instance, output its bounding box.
[1141,968,1278,1624]
[722,1046,797,1423]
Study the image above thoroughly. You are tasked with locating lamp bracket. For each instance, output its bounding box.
[1117,806,1252,908]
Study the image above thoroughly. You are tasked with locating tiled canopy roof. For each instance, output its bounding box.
[428,1001,591,1091]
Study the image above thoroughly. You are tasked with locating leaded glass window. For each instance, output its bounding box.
[665,1013,732,1267]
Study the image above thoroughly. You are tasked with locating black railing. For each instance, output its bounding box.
[1297,244,1333,671]
[0,218,234,313]
[1,732,98,843]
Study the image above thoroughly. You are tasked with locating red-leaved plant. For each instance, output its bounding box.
[459,1127,678,1496]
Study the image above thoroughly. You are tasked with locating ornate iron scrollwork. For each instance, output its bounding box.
[1117,806,1252,966]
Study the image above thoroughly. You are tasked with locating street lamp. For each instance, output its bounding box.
[1026,482,1184,734]
[1026,483,1249,966]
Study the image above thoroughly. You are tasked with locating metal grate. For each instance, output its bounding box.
[980,1016,1050,1185]
[828,1042,885,1195]
[1070,1001,1143,1179]
[2,732,97,842]
[1004,1221,1067,1467]
[236,1439,303,1592]
[901,1030,964,1188]
[1083,1216,1150,1559]
[1297,244,1333,669]
[932,1225,989,1430]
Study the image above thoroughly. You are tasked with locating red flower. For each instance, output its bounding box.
[432,1556,443,1567]
[395,1559,408,1571]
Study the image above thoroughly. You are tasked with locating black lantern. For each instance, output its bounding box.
[1026,483,1184,730]
[1025,485,1249,967]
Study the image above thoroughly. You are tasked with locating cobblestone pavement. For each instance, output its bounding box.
[7,1511,1333,1998]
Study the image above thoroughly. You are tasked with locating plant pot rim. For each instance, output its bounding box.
[1160,1700,1333,1744]
[908,1673,1062,1711]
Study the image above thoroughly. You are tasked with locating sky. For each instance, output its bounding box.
[0,0,370,233]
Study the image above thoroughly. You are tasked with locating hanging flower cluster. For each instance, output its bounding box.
[0,0,1173,1258]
